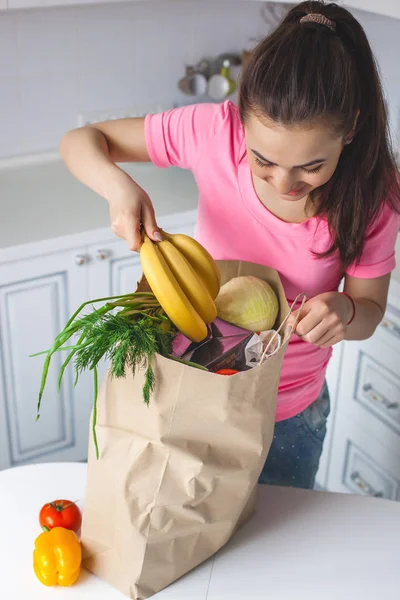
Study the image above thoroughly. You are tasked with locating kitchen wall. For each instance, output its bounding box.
[0,0,399,160]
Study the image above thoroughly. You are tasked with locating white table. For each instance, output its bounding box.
[1,462,399,599]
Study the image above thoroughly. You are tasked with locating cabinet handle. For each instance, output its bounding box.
[95,249,110,261]
[75,254,89,266]
[362,383,399,410]
[350,471,384,498]
[380,317,400,340]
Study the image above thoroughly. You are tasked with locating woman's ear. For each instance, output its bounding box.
[344,110,360,145]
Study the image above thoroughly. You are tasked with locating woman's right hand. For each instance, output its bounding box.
[108,179,162,252]
[59,117,161,252]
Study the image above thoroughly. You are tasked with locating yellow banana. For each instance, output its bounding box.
[140,236,208,342]
[162,231,221,300]
[158,239,217,324]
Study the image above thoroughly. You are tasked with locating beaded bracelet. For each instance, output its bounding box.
[341,292,356,325]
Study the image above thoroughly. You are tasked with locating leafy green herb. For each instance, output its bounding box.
[31,292,175,459]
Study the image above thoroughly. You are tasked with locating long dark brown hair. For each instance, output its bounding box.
[239,1,400,270]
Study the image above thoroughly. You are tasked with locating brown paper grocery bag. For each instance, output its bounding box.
[81,260,292,599]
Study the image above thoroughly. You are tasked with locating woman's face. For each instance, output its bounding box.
[244,111,345,202]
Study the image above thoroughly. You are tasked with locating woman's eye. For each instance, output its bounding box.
[254,157,272,168]
[303,166,322,174]
[253,155,323,174]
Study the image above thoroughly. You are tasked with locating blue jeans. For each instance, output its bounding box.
[258,382,330,489]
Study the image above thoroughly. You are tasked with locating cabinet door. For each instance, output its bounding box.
[246,0,400,18]
[344,0,400,19]
[326,411,400,500]
[334,297,400,452]
[324,281,400,496]
[7,0,151,11]
[88,220,197,299]
[89,241,144,300]
[86,241,145,387]
[0,248,92,469]
[87,220,197,384]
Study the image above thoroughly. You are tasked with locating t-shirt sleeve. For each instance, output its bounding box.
[345,203,400,279]
[144,101,232,170]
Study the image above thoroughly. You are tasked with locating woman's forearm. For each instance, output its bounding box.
[59,127,134,203]
[60,120,159,251]
[345,297,384,341]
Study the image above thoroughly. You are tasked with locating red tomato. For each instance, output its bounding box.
[39,499,82,533]
[215,369,239,376]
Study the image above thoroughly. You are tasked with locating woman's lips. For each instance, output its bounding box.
[283,185,306,197]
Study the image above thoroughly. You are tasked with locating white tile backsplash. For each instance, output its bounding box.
[78,65,137,113]
[20,73,79,154]
[0,1,399,159]
[0,77,23,157]
[76,3,136,76]
[0,13,18,78]
[16,7,78,77]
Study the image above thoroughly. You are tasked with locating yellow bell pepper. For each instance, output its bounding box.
[33,526,82,587]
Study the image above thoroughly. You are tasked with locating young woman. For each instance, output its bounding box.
[60,1,400,489]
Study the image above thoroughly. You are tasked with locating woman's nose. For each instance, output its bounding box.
[270,170,295,195]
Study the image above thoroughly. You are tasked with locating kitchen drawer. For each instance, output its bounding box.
[376,279,400,352]
[355,351,400,434]
[343,441,397,499]
[336,335,400,454]
[377,302,400,350]
[326,412,400,500]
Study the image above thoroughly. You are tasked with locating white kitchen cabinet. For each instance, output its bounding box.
[87,221,196,300]
[248,0,400,20]
[0,246,93,470]
[336,326,400,442]
[326,411,400,499]
[0,210,197,471]
[4,0,400,19]
[6,0,152,11]
[324,279,400,499]
[81,219,196,385]
[344,0,400,20]
[218,0,400,20]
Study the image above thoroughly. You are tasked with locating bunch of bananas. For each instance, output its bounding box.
[140,231,221,342]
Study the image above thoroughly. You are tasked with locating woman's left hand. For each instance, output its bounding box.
[287,292,354,348]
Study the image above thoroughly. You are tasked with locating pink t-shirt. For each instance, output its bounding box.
[144,100,400,420]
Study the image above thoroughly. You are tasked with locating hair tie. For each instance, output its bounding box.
[341,292,356,325]
[300,13,336,32]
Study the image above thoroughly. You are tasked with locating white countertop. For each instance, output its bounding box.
[1,154,399,282]
[0,156,198,249]
[1,462,399,599]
